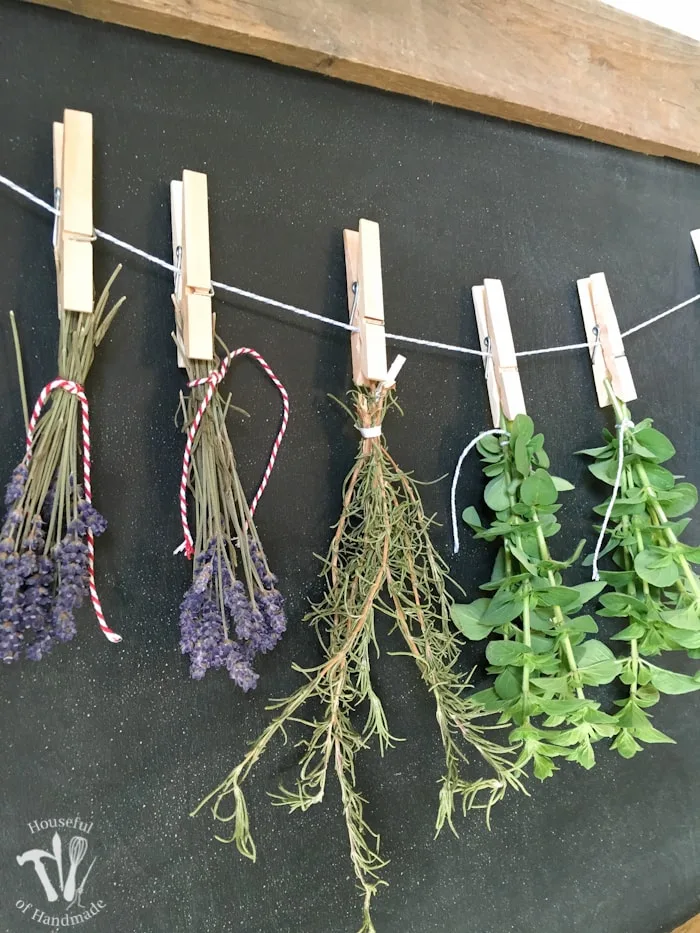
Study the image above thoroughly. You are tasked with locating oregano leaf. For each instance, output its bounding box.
[658,483,698,518]
[484,474,510,512]
[551,476,575,492]
[520,469,558,507]
[461,505,482,529]
[486,640,529,667]
[634,548,680,587]
[494,667,522,699]
[634,427,676,463]
[450,599,493,640]
[648,665,700,695]
[482,590,525,626]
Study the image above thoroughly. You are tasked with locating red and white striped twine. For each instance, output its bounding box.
[178,349,290,560]
[26,380,121,644]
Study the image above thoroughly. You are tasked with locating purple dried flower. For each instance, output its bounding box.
[179,535,286,689]
[192,560,213,594]
[226,644,259,692]
[3,509,22,533]
[0,620,23,663]
[248,537,277,589]
[46,530,89,649]
[77,500,107,537]
[25,632,55,661]
[256,587,287,640]
[22,555,54,636]
[179,584,233,679]
[4,463,28,507]
[51,607,77,644]
[0,550,23,663]
[226,580,256,641]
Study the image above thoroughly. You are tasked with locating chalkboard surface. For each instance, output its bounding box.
[1,3,699,932]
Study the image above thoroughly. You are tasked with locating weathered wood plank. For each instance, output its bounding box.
[673,914,700,933]
[25,0,700,163]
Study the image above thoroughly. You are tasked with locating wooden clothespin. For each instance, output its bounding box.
[343,219,388,386]
[577,272,636,407]
[691,229,700,266]
[170,170,214,362]
[53,109,93,314]
[472,279,526,426]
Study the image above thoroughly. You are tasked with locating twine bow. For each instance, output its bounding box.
[177,348,290,559]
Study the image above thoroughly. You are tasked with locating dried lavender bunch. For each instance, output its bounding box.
[192,387,525,933]
[176,334,286,691]
[1,268,124,662]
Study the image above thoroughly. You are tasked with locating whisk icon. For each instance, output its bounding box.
[65,836,96,909]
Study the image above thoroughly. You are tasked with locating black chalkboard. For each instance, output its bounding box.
[1,3,699,932]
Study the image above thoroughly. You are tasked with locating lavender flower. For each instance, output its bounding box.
[226,643,259,692]
[4,463,28,507]
[22,555,54,636]
[179,589,232,678]
[256,588,287,640]
[0,549,24,663]
[78,500,107,537]
[178,537,286,688]
[248,537,278,589]
[0,500,100,661]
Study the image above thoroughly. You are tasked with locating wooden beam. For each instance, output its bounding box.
[26,0,700,164]
[673,914,700,933]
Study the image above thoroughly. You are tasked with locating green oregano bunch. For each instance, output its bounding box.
[451,414,618,780]
[193,387,524,933]
[581,381,700,758]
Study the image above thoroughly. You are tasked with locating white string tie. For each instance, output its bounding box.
[358,425,382,438]
[451,429,510,554]
[591,418,634,581]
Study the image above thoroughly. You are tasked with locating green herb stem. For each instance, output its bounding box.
[635,462,700,601]
[521,595,532,696]
[9,310,29,430]
[533,515,585,698]
[195,388,520,931]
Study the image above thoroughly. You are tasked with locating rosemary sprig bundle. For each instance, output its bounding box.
[451,414,618,779]
[193,387,524,932]
[176,333,286,690]
[582,382,700,757]
[0,267,124,661]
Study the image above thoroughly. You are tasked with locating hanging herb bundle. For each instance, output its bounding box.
[1,267,125,662]
[175,324,290,692]
[451,414,619,779]
[581,381,700,758]
[193,386,525,932]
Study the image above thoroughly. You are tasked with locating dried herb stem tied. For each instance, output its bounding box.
[451,414,618,779]
[176,330,287,690]
[193,387,524,933]
[582,381,700,757]
[1,267,125,661]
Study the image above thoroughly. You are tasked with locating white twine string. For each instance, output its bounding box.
[2,171,699,360]
[451,429,509,554]
[358,425,382,438]
[591,418,635,581]
[355,354,407,436]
